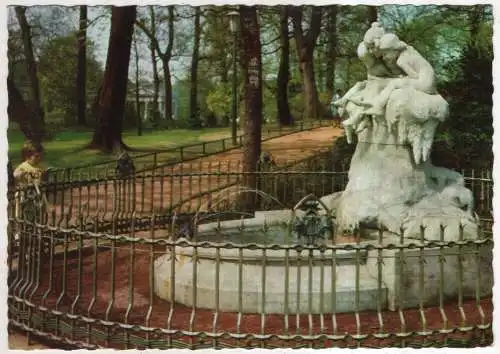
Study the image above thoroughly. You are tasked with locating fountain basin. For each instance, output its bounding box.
[154,211,492,314]
[154,245,386,314]
[154,210,386,314]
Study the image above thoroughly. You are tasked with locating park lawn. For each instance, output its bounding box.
[7,127,233,168]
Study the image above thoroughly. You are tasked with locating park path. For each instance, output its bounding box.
[51,126,344,219]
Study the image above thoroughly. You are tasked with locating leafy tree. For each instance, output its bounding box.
[198,6,235,126]
[37,34,103,124]
[205,84,232,122]
[438,19,493,169]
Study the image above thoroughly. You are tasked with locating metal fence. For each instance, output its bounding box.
[8,165,493,349]
[46,120,332,182]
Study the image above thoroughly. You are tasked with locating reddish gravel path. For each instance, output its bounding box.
[47,126,344,223]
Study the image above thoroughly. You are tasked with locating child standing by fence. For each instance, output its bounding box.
[13,141,48,224]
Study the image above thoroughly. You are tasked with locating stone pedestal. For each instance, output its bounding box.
[363,234,493,310]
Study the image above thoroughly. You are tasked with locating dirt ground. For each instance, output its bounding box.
[10,242,493,349]
[9,125,344,349]
[8,331,50,350]
[44,126,344,224]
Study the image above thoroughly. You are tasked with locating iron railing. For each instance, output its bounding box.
[8,167,493,349]
[45,120,333,181]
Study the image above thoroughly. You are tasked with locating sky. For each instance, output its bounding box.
[7,5,192,85]
[86,6,193,83]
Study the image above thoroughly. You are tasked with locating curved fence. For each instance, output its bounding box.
[45,120,332,182]
[8,165,493,349]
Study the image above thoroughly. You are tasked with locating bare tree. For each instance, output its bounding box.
[136,6,175,122]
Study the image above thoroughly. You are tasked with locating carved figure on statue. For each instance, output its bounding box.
[362,33,437,118]
[333,22,405,142]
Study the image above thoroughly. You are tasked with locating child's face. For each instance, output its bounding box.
[29,152,42,165]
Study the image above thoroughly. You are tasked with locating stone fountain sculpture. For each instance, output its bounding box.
[329,22,479,241]
[153,23,489,315]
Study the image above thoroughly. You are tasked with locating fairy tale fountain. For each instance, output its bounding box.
[329,22,478,241]
[154,23,490,315]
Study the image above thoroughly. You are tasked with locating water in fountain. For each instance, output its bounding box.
[182,188,335,245]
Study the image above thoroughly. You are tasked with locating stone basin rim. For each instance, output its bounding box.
[168,243,367,262]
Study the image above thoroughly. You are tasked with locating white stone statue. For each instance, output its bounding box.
[334,22,405,143]
[326,23,479,241]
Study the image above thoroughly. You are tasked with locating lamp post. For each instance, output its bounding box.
[229,10,239,146]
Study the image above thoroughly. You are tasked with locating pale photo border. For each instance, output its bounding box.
[0,1,497,353]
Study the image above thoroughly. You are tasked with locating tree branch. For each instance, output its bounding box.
[134,19,164,57]
[165,6,174,60]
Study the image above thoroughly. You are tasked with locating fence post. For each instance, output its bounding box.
[202,142,206,155]
[222,138,226,151]
[180,147,184,161]
[153,152,158,170]
[239,135,243,147]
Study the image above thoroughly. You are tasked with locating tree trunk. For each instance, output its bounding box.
[149,6,161,125]
[15,6,45,132]
[367,5,378,24]
[189,7,202,129]
[133,29,142,136]
[88,6,136,153]
[325,5,338,100]
[239,6,263,211]
[467,5,485,41]
[299,59,320,119]
[162,59,173,121]
[76,5,87,126]
[290,6,323,120]
[276,6,293,126]
[221,66,230,127]
[8,76,44,149]
[162,6,175,123]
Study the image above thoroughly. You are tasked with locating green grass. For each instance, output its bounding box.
[8,120,323,171]
[7,127,233,169]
